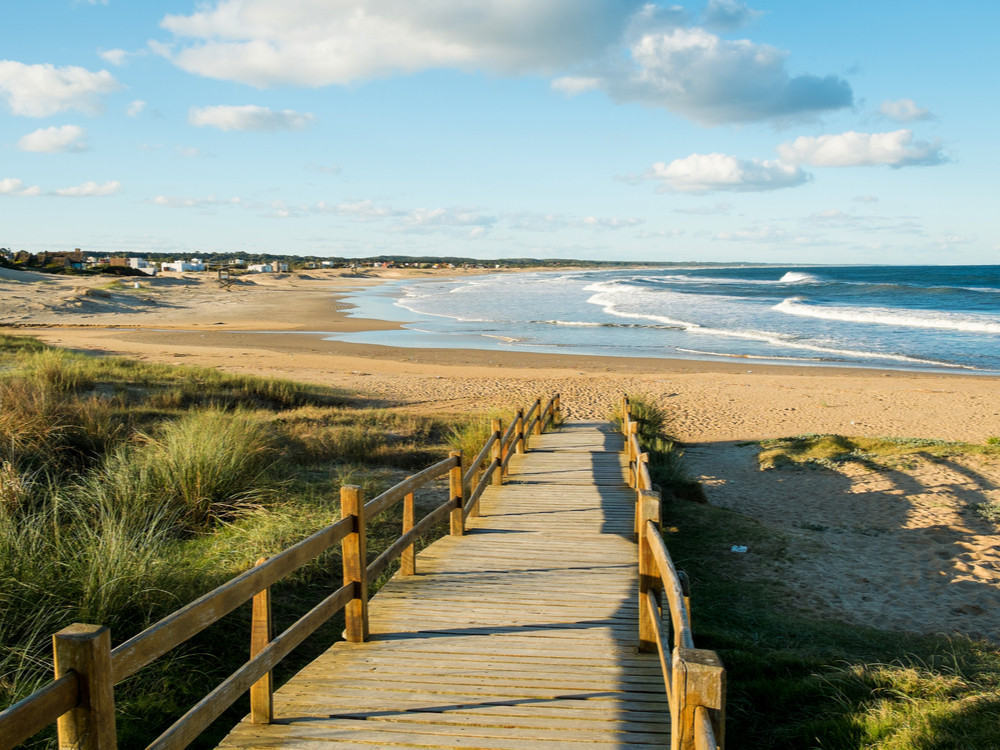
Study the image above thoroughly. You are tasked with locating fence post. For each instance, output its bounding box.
[678,570,692,632]
[401,491,416,575]
[637,452,650,491]
[637,490,662,654]
[449,451,464,536]
[533,398,543,436]
[54,624,116,750]
[515,409,525,454]
[250,557,273,724]
[341,485,369,643]
[627,422,639,488]
[671,648,726,750]
[491,418,503,487]
[554,394,561,423]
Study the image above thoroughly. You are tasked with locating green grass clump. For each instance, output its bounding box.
[757,434,1000,471]
[612,393,667,445]
[645,436,706,503]
[975,500,1000,523]
[81,409,281,530]
[448,416,502,471]
[613,395,704,503]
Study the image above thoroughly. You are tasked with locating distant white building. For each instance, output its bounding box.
[161,260,206,272]
[247,262,289,273]
[128,257,157,275]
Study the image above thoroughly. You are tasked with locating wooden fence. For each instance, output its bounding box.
[622,395,727,750]
[0,396,561,750]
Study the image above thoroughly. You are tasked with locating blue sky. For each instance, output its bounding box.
[1,0,996,264]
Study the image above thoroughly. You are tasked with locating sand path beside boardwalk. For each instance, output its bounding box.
[688,443,1000,638]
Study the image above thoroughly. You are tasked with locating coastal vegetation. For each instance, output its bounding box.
[755,433,1000,471]
[665,495,1000,748]
[0,334,470,747]
[657,427,1000,747]
[611,394,705,503]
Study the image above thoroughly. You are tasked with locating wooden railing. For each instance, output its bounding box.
[622,395,726,750]
[0,395,560,750]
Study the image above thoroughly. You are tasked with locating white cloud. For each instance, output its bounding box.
[399,207,498,232]
[54,180,122,197]
[151,194,241,208]
[158,0,642,86]
[777,129,946,167]
[580,215,643,230]
[853,194,879,203]
[646,152,809,193]
[174,146,208,158]
[331,200,404,221]
[603,27,852,124]
[98,49,129,66]
[0,60,120,117]
[127,99,146,116]
[188,104,315,131]
[879,98,933,122]
[18,125,88,153]
[935,233,975,247]
[505,212,642,232]
[0,178,41,196]
[702,0,762,31]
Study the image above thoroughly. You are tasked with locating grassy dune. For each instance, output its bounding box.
[0,335,476,748]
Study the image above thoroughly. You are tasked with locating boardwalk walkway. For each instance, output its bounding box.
[217,420,670,748]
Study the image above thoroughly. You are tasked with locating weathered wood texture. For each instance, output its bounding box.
[216,420,670,748]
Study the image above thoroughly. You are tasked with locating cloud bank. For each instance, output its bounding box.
[879,98,933,122]
[0,60,119,117]
[646,153,808,193]
[0,178,42,196]
[777,130,946,167]
[156,1,851,125]
[18,125,88,153]
[188,104,315,131]
[54,180,122,197]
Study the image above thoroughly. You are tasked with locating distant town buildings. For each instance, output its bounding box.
[247,262,290,273]
[160,259,206,273]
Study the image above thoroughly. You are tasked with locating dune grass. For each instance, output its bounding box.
[0,333,480,748]
[663,497,1000,748]
[613,394,705,503]
[756,434,1000,471]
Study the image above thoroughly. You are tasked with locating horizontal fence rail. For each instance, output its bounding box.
[0,395,561,750]
[623,394,726,750]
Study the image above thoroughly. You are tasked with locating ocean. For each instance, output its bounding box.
[332,265,1000,374]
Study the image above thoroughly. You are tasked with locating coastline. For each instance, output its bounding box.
[3,265,997,443]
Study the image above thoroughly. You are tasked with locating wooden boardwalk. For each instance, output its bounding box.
[217,420,670,749]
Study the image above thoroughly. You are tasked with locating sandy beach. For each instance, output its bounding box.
[2,264,999,638]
